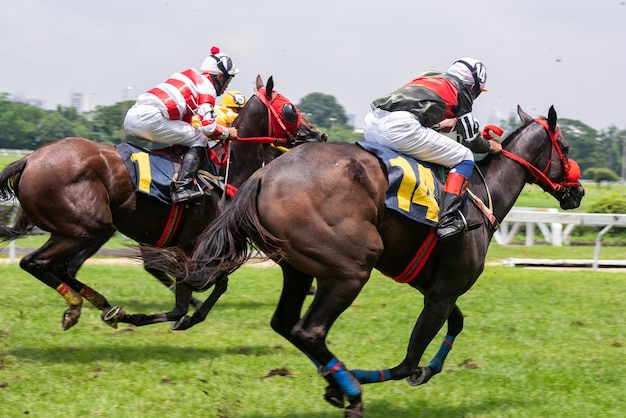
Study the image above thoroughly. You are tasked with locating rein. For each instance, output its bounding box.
[211,89,305,169]
[500,118,581,193]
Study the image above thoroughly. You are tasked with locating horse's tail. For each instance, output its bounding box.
[0,158,35,241]
[141,176,284,291]
[0,158,26,201]
[185,177,284,290]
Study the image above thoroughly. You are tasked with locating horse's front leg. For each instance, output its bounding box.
[112,282,193,328]
[407,303,464,386]
[143,260,203,309]
[171,277,228,330]
[348,295,456,387]
[389,296,456,383]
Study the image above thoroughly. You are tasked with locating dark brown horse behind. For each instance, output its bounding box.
[0,76,326,331]
[148,105,584,417]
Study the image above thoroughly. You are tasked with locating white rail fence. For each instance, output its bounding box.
[495,208,626,270]
[1,200,624,270]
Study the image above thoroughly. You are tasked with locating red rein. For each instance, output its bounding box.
[500,118,581,193]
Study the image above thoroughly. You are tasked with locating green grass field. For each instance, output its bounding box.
[0,147,624,417]
[1,248,625,417]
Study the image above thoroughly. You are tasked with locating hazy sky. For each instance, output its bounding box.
[1,0,625,131]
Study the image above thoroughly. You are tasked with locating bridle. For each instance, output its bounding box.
[210,88,317,199]
[250,88,317,148]
[209,89,308,166]
[500,118,581,194]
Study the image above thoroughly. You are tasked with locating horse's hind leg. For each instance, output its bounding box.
[276,269,367,416]
[270,263,345,408]
[270,262,314,337]
[19,240,86,331]
[21,229,118,330]
[60,229,127,325]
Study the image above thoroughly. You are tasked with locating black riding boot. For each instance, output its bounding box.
[436,172,481,240]
[171,146,206,204]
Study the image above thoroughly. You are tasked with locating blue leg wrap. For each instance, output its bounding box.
[351,369,391,384]
[169,284,176,293]
[324,358,361,398]
[428,335,455,373]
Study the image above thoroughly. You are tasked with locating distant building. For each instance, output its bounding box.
[70,92,97,113]
[11,95,45,108]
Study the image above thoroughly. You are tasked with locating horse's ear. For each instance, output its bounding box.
[517,105,533,124]
[256,75,264,90]
[547,105,557,132]
[266,76,274,98]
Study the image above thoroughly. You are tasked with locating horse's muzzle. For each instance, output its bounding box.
[558,185,585,210]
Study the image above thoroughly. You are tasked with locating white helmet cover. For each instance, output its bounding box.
[448,57,487,96]
[201,46,239,77]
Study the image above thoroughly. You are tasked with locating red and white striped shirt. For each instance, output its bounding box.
[138,68,226,139]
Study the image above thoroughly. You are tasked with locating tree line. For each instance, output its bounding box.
[1,92,624,181]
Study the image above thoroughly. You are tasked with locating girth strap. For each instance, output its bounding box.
[155,203,185,247]
[384,228,438,284]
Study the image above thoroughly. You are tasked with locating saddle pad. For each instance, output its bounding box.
[116,143,222,205]
[356,141,442,227]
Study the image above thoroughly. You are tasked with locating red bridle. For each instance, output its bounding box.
[209,89,303,166]
[253,88,302,139]
[500,118,581,193]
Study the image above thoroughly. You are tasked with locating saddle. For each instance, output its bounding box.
[356,141,444,227]
[116,143,224,205]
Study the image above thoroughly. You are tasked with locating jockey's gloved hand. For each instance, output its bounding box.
[481,125,504,140]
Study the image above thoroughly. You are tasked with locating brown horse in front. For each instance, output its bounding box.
[0,76,326,331]
[149,105,584,417]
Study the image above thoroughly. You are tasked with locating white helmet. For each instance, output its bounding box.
[448,57,487,97]
[201,46,239,77]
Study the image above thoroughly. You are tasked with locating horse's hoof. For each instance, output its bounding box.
[171,316,191,331]
[324,385,345,408]
[62,310,80,331]
[406,366,435,386]
[344,401,364,418]
[102,306,125,328]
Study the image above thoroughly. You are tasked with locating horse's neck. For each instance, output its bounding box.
[476,155,529,223]
[227,142,264,187]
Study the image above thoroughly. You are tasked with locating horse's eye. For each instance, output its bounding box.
[282,104,299,123]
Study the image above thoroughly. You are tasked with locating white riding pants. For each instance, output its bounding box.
[124,103,209,148]
[363,108,473,168]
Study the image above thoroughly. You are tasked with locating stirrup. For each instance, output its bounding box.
[458,211,482,232]
[171,185,204,204]
[436,211,481,240]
